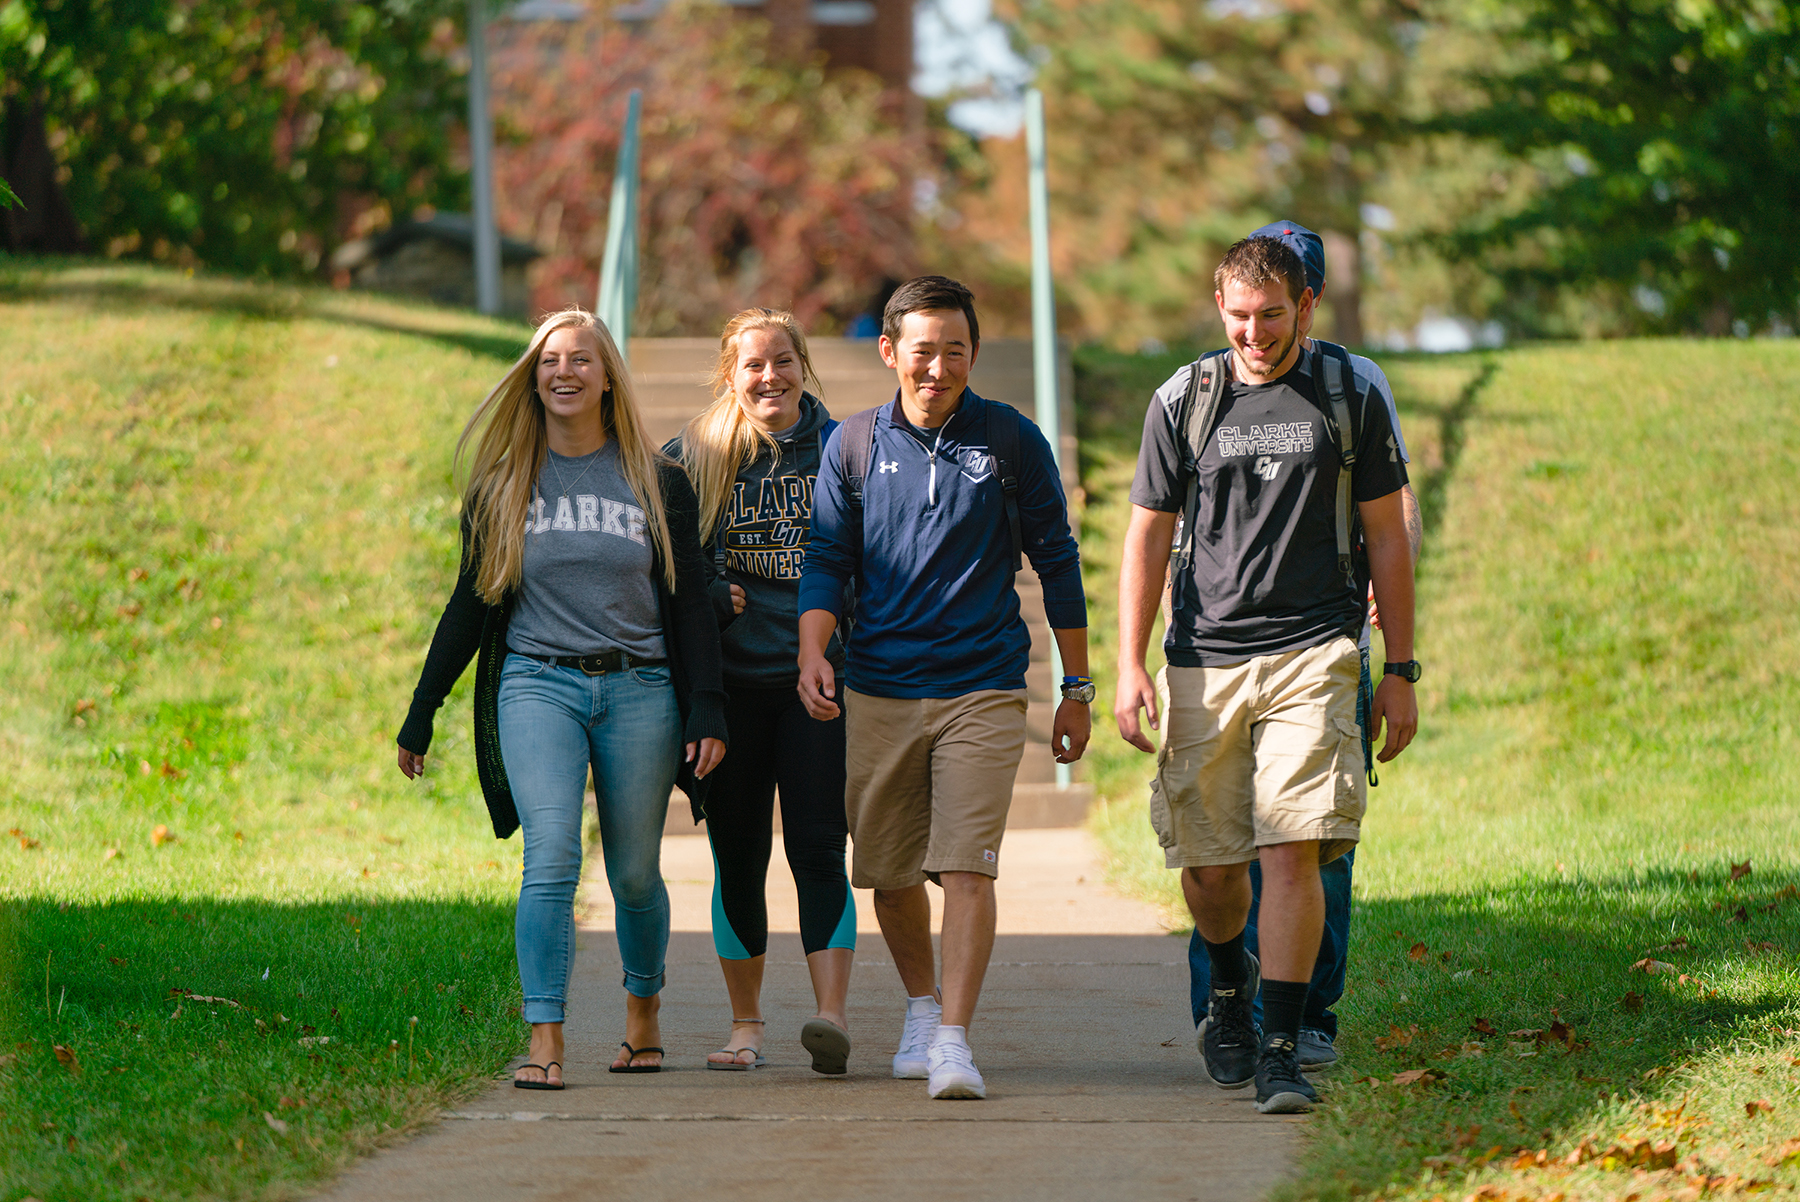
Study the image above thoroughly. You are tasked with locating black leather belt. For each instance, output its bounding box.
[517,649,667,676]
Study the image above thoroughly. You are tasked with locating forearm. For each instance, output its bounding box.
[1402,484,1422,565]
[1051,627,1089,679]
[1117,508,1176,672]
[1366,533,1414,661]
[798,608,838,662]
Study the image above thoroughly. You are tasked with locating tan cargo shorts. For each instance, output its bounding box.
[844,688,1028,889]
[1150,636,1364,869]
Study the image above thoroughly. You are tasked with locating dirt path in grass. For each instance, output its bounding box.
[310,828,1305,1201]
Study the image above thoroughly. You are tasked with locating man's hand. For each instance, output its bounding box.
[1051,698,1091,763]
[397,746,426,779]
[796,654,841,721]
[728,583,746,615]
[1367,584,1381,631]
[1113,661,1161,753]
[686,737,726,779]
[1367,675,1417,763]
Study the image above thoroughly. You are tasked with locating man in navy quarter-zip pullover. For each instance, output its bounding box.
[797,275,1092,1101]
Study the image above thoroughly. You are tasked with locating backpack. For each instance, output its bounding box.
[836,398,1025,573]
[1170,340,1366,595]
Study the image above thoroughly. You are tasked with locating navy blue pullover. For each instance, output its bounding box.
[798,388,1087,699]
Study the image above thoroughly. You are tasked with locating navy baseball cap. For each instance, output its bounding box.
[1248,220,1325,295]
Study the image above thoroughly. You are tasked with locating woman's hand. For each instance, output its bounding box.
[729,583,747,615]
[686,737,726,779]
[397,746,426,779]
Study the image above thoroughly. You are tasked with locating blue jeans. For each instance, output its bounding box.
[1187,849,1355,1038]
[497,653,680,1023]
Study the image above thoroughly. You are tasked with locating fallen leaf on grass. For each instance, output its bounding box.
[102,847,122,861]
[53,1045,81,1075]
[15,835,38,849]
[1632,958,1677,974]
[1730,905,1750,923]
[1408,941,1429,962]
[116,603,141,618]
[297,1036,332,1047]
[1731,860,1753,881]
[1391,1068,1445,1086]
[1650,936,1692,953]
[1745,940,1778,954]
[151,824,174,846]
[157,762,183,780]
[1375,1024,1421,1051]
[1470,1017,1498,1036]
[1765,1138,1800,1168]
[72,698,96,716]
[1746,1099,1774,1117]
[1621,990,1645,1012]
[167,988,244,1010]
[0,1052,16,1068]
[262,1111,288,1135]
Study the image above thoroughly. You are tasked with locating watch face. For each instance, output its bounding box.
[1062,683,1097,704]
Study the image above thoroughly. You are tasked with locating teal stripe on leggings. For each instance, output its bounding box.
[710,848,753,961]
[825,879,856,952]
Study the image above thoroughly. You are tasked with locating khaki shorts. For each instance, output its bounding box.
[844,688,1028,889]
[1151,636,1364,869]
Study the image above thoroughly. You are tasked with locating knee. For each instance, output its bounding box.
[1260,843,1322,889]
[1186,864,1249,896]
[937,871,994,903]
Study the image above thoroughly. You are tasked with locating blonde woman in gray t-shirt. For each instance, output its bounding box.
[397,308,727,1086]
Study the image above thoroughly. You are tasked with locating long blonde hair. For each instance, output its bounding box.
[455,307,677,600]
[678,308,824,538]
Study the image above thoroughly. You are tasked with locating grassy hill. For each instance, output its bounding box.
[3,261,1798,1201]
[0,262,534,1200]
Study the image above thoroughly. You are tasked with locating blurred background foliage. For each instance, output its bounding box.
[2,0,1796,343]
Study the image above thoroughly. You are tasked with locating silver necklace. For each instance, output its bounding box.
[546,444,602,498]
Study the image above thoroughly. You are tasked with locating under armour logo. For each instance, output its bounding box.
[1252,455,1281,482]
[877,461,900,474]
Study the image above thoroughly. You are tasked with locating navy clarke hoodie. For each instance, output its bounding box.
[798,388,1087,699]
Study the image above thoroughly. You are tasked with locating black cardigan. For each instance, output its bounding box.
[396,461,729,837]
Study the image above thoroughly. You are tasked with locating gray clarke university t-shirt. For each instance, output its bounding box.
[505,441,667,662]
[1131,346,1409,667]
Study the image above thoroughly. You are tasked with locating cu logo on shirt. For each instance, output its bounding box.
[1252,455,1282,482]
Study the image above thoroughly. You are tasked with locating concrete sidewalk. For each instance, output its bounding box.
[312,830,1304,1202]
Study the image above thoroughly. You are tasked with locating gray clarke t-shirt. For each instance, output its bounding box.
[506,441,666,661]
[1130,347,1409,666]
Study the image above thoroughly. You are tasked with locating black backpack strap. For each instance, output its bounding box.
[1171,352,1230,574]
[1311,340,1362,593]
[985,400,1024,573]
[838,404,881,508]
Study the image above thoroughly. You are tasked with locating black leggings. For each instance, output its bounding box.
[706,686,854,959]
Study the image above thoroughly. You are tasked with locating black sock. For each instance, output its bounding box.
[1262,979,1309,1046]
[1204,931,1248,990]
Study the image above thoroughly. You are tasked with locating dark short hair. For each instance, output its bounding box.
[1246,219,1325,295]
[882,275,980,347]
[1213,236,1307,305]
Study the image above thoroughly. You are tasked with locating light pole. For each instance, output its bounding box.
[467,0,500,316]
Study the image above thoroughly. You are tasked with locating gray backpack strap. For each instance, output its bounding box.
[985,400,1024,573]
[838,405,881,507]
[1313,341,1360,592]
[1171,352,1230,574]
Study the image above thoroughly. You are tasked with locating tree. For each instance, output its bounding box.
[0,0,467,275]
[1434,0,1800,334]
[490,3,934,333]
[978,0,1434,347]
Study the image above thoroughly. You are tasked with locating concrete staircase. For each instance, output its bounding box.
[632,336,1093,833]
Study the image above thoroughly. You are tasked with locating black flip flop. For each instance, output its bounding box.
[609,1042,664,1074]
[513,1060,565,1090]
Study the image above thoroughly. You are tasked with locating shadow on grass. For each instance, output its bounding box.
[0,896,521,1202]
[1289,865,1800,1200]
[0,256,530,365]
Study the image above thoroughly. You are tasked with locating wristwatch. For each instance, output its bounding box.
[1060,676,1097,704]
[1383,660,1423,683]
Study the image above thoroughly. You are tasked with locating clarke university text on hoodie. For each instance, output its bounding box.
[798,389,1087,699]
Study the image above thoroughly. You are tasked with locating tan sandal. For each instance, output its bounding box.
[706,1017,766,1071]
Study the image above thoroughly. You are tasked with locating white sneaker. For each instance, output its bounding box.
[891,995,941,1079]
[926,1026,986,1100]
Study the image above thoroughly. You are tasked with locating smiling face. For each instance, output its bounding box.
[535,325,609,449]
[879,309,979,428]
[730,326,805,434]
[1216,276,1314,383]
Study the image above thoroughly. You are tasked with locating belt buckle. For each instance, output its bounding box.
[577,654,609,677]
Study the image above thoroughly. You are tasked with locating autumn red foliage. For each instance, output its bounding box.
[489,4,933,333]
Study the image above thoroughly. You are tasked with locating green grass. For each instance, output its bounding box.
[1072,340,1800,1200]
[0,262,534,1200]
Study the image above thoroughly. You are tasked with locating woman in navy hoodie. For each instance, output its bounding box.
[668,308,855,1075]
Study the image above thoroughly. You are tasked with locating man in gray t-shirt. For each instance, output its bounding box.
[507,441,666,661]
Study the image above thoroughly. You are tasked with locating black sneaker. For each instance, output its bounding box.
[1254,1034,1320,1113]
[1197,951,1261,1089]
[1297,1026,1338,1072]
